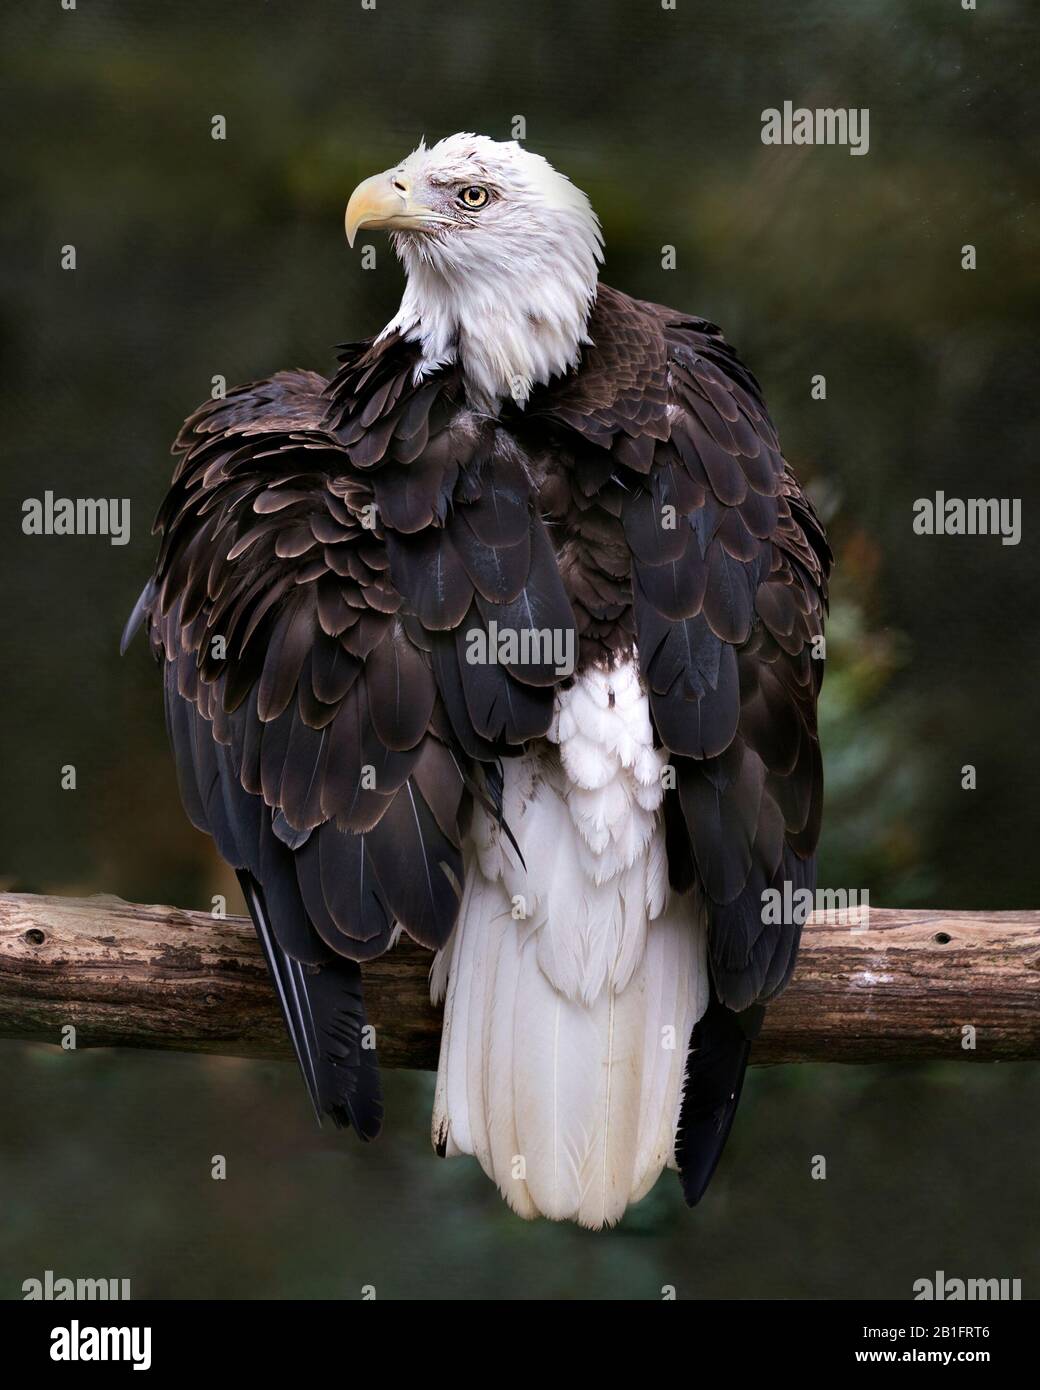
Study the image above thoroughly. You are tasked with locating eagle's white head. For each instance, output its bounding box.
[345,134,603,409]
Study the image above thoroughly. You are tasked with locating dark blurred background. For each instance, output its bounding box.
[1,0,1037,1299]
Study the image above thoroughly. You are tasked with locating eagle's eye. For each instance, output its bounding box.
[458,185,490,209]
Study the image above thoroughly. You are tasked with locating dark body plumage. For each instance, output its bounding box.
[128,283,830,1195]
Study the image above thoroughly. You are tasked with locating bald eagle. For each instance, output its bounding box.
[125,134,829,1228]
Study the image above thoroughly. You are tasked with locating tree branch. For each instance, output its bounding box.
[0,892,1037,1068]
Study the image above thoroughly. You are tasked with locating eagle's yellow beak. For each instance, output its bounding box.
[345,171,446,247]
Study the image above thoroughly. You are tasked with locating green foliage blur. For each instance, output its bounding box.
[1,0,1037,1299]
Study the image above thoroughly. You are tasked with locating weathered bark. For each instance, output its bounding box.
[0,892,1037,1068]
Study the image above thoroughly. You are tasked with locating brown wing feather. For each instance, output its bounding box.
[134,340,578,1134]
[535,284,830,1006]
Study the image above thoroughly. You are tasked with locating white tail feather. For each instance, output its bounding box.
[431,659,709,1227]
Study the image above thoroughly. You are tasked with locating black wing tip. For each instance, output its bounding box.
[329,1099,383,1142]
[677,1094,745,1207]
[675,997,759,1205]
[307,1073,383,1142]
[120,580,156,655]
[297,1077,384,1142]
[236,869,384,1143]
